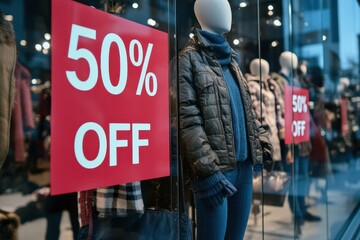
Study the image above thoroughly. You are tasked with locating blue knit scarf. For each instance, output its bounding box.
[198,30,231,66]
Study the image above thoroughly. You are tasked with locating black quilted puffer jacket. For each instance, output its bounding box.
[178,29,273,180]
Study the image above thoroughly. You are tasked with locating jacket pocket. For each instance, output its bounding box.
[195,73,217,107]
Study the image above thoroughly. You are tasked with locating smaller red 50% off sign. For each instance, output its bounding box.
[284,86,310,144]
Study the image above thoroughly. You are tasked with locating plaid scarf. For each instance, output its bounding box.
[78,182,144,227]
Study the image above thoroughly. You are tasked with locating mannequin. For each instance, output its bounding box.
[276,53,321,236]
[177,1,273,239]
[246,59,282,163]
[0,11,17,168]
[270,51,300,165]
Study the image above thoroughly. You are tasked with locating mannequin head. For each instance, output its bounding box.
[194,0,232,35]
[279,51,298,76]
[299,61,307,75]
[337,77,350,94]
[249,58,270,79]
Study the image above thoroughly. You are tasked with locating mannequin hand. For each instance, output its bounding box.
[191,172,237,209]
[205,178,237,208]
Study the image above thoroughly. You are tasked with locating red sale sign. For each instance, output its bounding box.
[284,86,310,144]
[51,0,169,194]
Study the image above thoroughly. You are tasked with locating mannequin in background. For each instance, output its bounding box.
[271,51,300,165]
[177,0,273,239]
[272,52,320,237]
[246,59,282,168]
[0,10,17,168]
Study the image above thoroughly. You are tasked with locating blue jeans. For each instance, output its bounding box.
[282,147,310,224]
[193,160,253,240]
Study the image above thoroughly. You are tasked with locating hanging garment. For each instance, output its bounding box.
[0,16,17,167]
[11,62,35,162]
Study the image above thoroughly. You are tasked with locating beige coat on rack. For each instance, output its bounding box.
[0,12,17,168]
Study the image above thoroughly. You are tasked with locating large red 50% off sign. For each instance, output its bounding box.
[68,24,157,168]
[51,0,169,195]
[284,86,310,144]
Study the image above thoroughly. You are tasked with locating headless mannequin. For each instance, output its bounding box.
[279,51,298,79]
[249,58,270,79]
[279,51,303,88]
[278,52,318,233]
[183,1,262,239]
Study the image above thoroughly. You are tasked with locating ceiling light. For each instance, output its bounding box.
[44,33,51,40]
[268,5,274,11]
[147,18,157,27]
[20,40,27,46]
[233,39,240,45]
[189,33,194,38]
[132,3,139,9]
[42,41,50,50]
[322,35,327,41]
[273,19,282,27]
[268,11,273,16]
[239,2,247,8]
[35,44,42,51]
[271,41,278,47]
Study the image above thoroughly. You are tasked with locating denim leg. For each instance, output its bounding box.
[288,155,309,223]
[298,156,310,197]
[194,193,228,240]
[225,161,252,240]
[193,161,253,240]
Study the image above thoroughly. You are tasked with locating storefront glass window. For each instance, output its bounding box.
[0,0,359,239]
